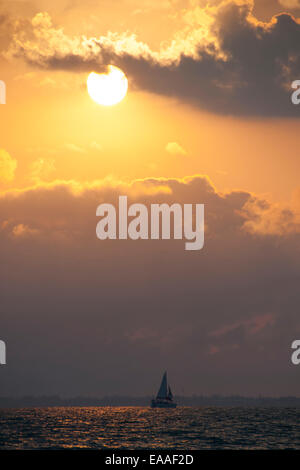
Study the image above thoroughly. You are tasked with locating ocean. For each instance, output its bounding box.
[0,407,299,450]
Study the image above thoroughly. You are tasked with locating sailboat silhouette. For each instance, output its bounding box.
[151,371,177,408]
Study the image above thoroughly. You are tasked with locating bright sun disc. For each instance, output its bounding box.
[87,66,128,106]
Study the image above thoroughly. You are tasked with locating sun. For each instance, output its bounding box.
[87,65,128,106]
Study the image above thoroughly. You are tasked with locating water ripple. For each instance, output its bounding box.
[0,407,299,449]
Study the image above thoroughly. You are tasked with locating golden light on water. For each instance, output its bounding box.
[87,66,128,106]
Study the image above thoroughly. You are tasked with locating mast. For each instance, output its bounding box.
[167,386,173,400]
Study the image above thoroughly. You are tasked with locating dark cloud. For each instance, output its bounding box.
[113,3,300,116]
[7,1,300,116]
[0,176,299,396]
[0,13,14,52]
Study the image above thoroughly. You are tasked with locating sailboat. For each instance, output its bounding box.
[151,371,177,408]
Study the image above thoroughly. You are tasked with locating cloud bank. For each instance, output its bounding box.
[1,175,299,396]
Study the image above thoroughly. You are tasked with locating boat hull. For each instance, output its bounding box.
[151,399,177,408]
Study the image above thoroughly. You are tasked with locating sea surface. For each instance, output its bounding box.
[0,407,299,450]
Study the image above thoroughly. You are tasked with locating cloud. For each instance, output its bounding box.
[1,173,299,244]
[90,141,102,151]
[209,313,276,338]
[11,223,40,238]
[242,196,300,235]
[0,149,17,183]
[4,1,300,116]
[13,72,36,81]
[38,76,57,87]
[64,143,86,153]
[0,11,15,52]
[0,174,300,396]
[30,158,56,183]
[165,141,187,156]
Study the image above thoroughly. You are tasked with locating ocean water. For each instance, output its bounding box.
[0,407,299,450]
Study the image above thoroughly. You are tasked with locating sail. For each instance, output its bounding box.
[156,372,168,399]
[167,386,173,400]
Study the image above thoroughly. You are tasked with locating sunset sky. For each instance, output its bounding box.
[0,0,300,397]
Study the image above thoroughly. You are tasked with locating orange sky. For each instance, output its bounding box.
[1,0,300,397]
[0,0,299,202]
